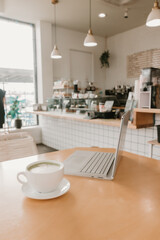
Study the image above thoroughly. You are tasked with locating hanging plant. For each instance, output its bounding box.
[99,50,110,68]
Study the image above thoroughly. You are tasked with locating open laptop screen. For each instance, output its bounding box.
[111,110,130,178]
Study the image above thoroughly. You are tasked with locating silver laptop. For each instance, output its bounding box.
[64,111,130,180]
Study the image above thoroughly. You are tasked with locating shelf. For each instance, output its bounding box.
[133,108,160,128]
[134,108,160,114]
[140,91,150,94]
[148,140,160,146]
[70,107,89,111]
[53,86,73,90]
[147,139,160,158]
[140,106,150,108]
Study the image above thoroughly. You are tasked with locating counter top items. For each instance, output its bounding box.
[95,110,116,119]
[53,79,73,98]
[47,97,110,113]
[33,104,48,111]
[53,79,73,89]
[84,111,97,119]
[33,104,42,111]
[1,147,160,240]
[95,100,115,118]
[86,82,96,92]
[90,100,98,111]
[104,100,114,112]
[72,92,97,99]
[30,108,160,129]
[41,104,48,111]
[105,84,133,106]
[73,80,79,93]
[99,102,105,112]
[29,110,137,128]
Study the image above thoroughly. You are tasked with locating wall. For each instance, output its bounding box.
[36,21,53,104]
[51,26,106,93]
[36,22,106,102]
[106,25,160,89]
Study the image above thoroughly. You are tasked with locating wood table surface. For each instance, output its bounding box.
[1,147,160,240]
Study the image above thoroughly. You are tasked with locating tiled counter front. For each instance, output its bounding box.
[39,113,160,160]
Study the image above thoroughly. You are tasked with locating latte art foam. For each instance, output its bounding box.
[28,162,60,174]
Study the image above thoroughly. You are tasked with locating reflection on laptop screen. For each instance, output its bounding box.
[111,110,130,178]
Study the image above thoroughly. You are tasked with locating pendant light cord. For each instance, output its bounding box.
[54,4,57,45]
[89,0,91,29]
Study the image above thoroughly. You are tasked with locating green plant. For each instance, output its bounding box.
[7,96,21,119]
[100,50,110,68]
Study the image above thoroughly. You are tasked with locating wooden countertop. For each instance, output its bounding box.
[28,111,136,129]
[134,108,160,113]
[1,147,160,240]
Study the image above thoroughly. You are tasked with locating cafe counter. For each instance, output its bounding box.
[29,110,135,128]
[28,111,160,160]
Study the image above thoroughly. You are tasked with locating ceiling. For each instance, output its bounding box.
[1,0,153,37]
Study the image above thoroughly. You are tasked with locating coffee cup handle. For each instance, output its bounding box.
[17,172,28,184]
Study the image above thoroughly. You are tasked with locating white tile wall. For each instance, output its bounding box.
[39,114,160,160]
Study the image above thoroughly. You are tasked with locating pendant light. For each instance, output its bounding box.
[51,0,62,59]
[84,0,97,47]
[146,0,160,27]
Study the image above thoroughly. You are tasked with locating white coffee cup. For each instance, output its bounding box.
[17,160,64,193]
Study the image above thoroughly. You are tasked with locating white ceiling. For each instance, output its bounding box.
[1,0,153,37]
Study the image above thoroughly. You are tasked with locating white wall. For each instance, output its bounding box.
[106,25,160,89]
[36,21,54,104]
[36,22,106,102]
[52,27,106,92]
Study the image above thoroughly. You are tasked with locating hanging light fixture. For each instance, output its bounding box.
[84,0,97,47]
[51,0,62,59]
[146,0,160,27]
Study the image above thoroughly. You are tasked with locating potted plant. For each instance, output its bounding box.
[99,50,110,68]
[7,96,22,129]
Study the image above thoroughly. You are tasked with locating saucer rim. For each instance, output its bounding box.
[21,178,70,200]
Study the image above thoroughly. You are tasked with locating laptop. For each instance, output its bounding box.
[63,111,130,180]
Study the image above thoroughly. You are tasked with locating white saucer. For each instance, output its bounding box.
[21,178,70,200]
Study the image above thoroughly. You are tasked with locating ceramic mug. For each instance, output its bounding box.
[17,160,64,193]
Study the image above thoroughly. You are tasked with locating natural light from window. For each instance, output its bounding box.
[0,17,37,128]
[0,19,34,70]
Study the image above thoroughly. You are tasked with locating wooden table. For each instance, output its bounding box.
[1,147,160,240]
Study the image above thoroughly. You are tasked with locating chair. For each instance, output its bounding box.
[0,132,38,162]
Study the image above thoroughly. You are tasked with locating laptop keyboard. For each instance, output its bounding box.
[80,152,115,176]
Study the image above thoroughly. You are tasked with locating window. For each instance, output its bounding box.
[0,17,37,127]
